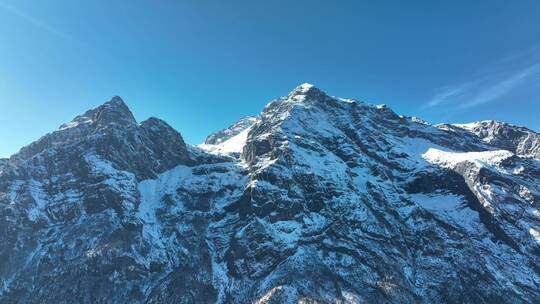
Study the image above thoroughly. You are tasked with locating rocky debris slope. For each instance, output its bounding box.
[0,85,539,303]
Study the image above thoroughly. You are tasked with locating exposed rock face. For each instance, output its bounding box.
[0,86,539,303]
[445,120,540,158]
[0,97,192,303]
[9,97,190,180]
[11,97,136,162]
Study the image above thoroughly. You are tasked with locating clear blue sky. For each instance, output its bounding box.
[1,1,540,158]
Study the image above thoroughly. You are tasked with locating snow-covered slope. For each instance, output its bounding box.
[205,116,257,145]
[422,148,514,169]
[199,125,253,155]
[200,116,257,156]
[0,85,539,303]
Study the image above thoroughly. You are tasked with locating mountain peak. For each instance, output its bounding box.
[287,83,327,100]
[59,96,137,131]
[297,82,315,91]
[11,97,137,162]
[140,116,175,133]
[109,95,124,102]
[95,96,136,125]
[105,95,128,107]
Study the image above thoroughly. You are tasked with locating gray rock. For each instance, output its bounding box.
[447,120,540,158]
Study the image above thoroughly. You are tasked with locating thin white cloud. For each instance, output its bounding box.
[424,81,475,108]
[458,63,540,109]
[0,1,70,40]
[424,50,540,110]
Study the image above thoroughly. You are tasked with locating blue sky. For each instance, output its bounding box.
[1,1,539,158]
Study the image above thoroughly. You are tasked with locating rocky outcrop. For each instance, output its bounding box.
[442,120,540,158]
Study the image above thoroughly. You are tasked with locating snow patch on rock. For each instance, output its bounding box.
[422,148,513,169]
[199,126,252,155]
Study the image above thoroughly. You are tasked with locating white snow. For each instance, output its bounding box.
[59,119,93,130]
[254,286,285,304]
[137,165,192,247]
[452,121,493,130]
[199,126,251,155]
[287,141,349,182]
[135,160,248,267]
[422,148,513,169]
[529,228,540,245]
[410,192,479,230]
[298,82,314,91]
[268,220,302,247]
[410,116,430,125]
[513,165,525,174]
[390,137,449,170]
[84,153,136,185]
[26,180,49,222]
[411,193,463,211]
[84,153,137,211]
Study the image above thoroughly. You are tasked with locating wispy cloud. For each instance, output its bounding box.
[424,48,540,110]
[424,80,475,108]
[0,1,70,40]
[458,63,540,109]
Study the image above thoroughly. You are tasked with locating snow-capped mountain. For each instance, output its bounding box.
[1,84,539,303]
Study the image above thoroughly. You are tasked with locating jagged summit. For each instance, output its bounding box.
[295,82,316,92]
[89,96,135,127]
[9,97,190,178]
[108,95,126,105]
[57,96,136,131]
[286,82,328,101]
[140,116,171,129]
[10,97,138,162]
